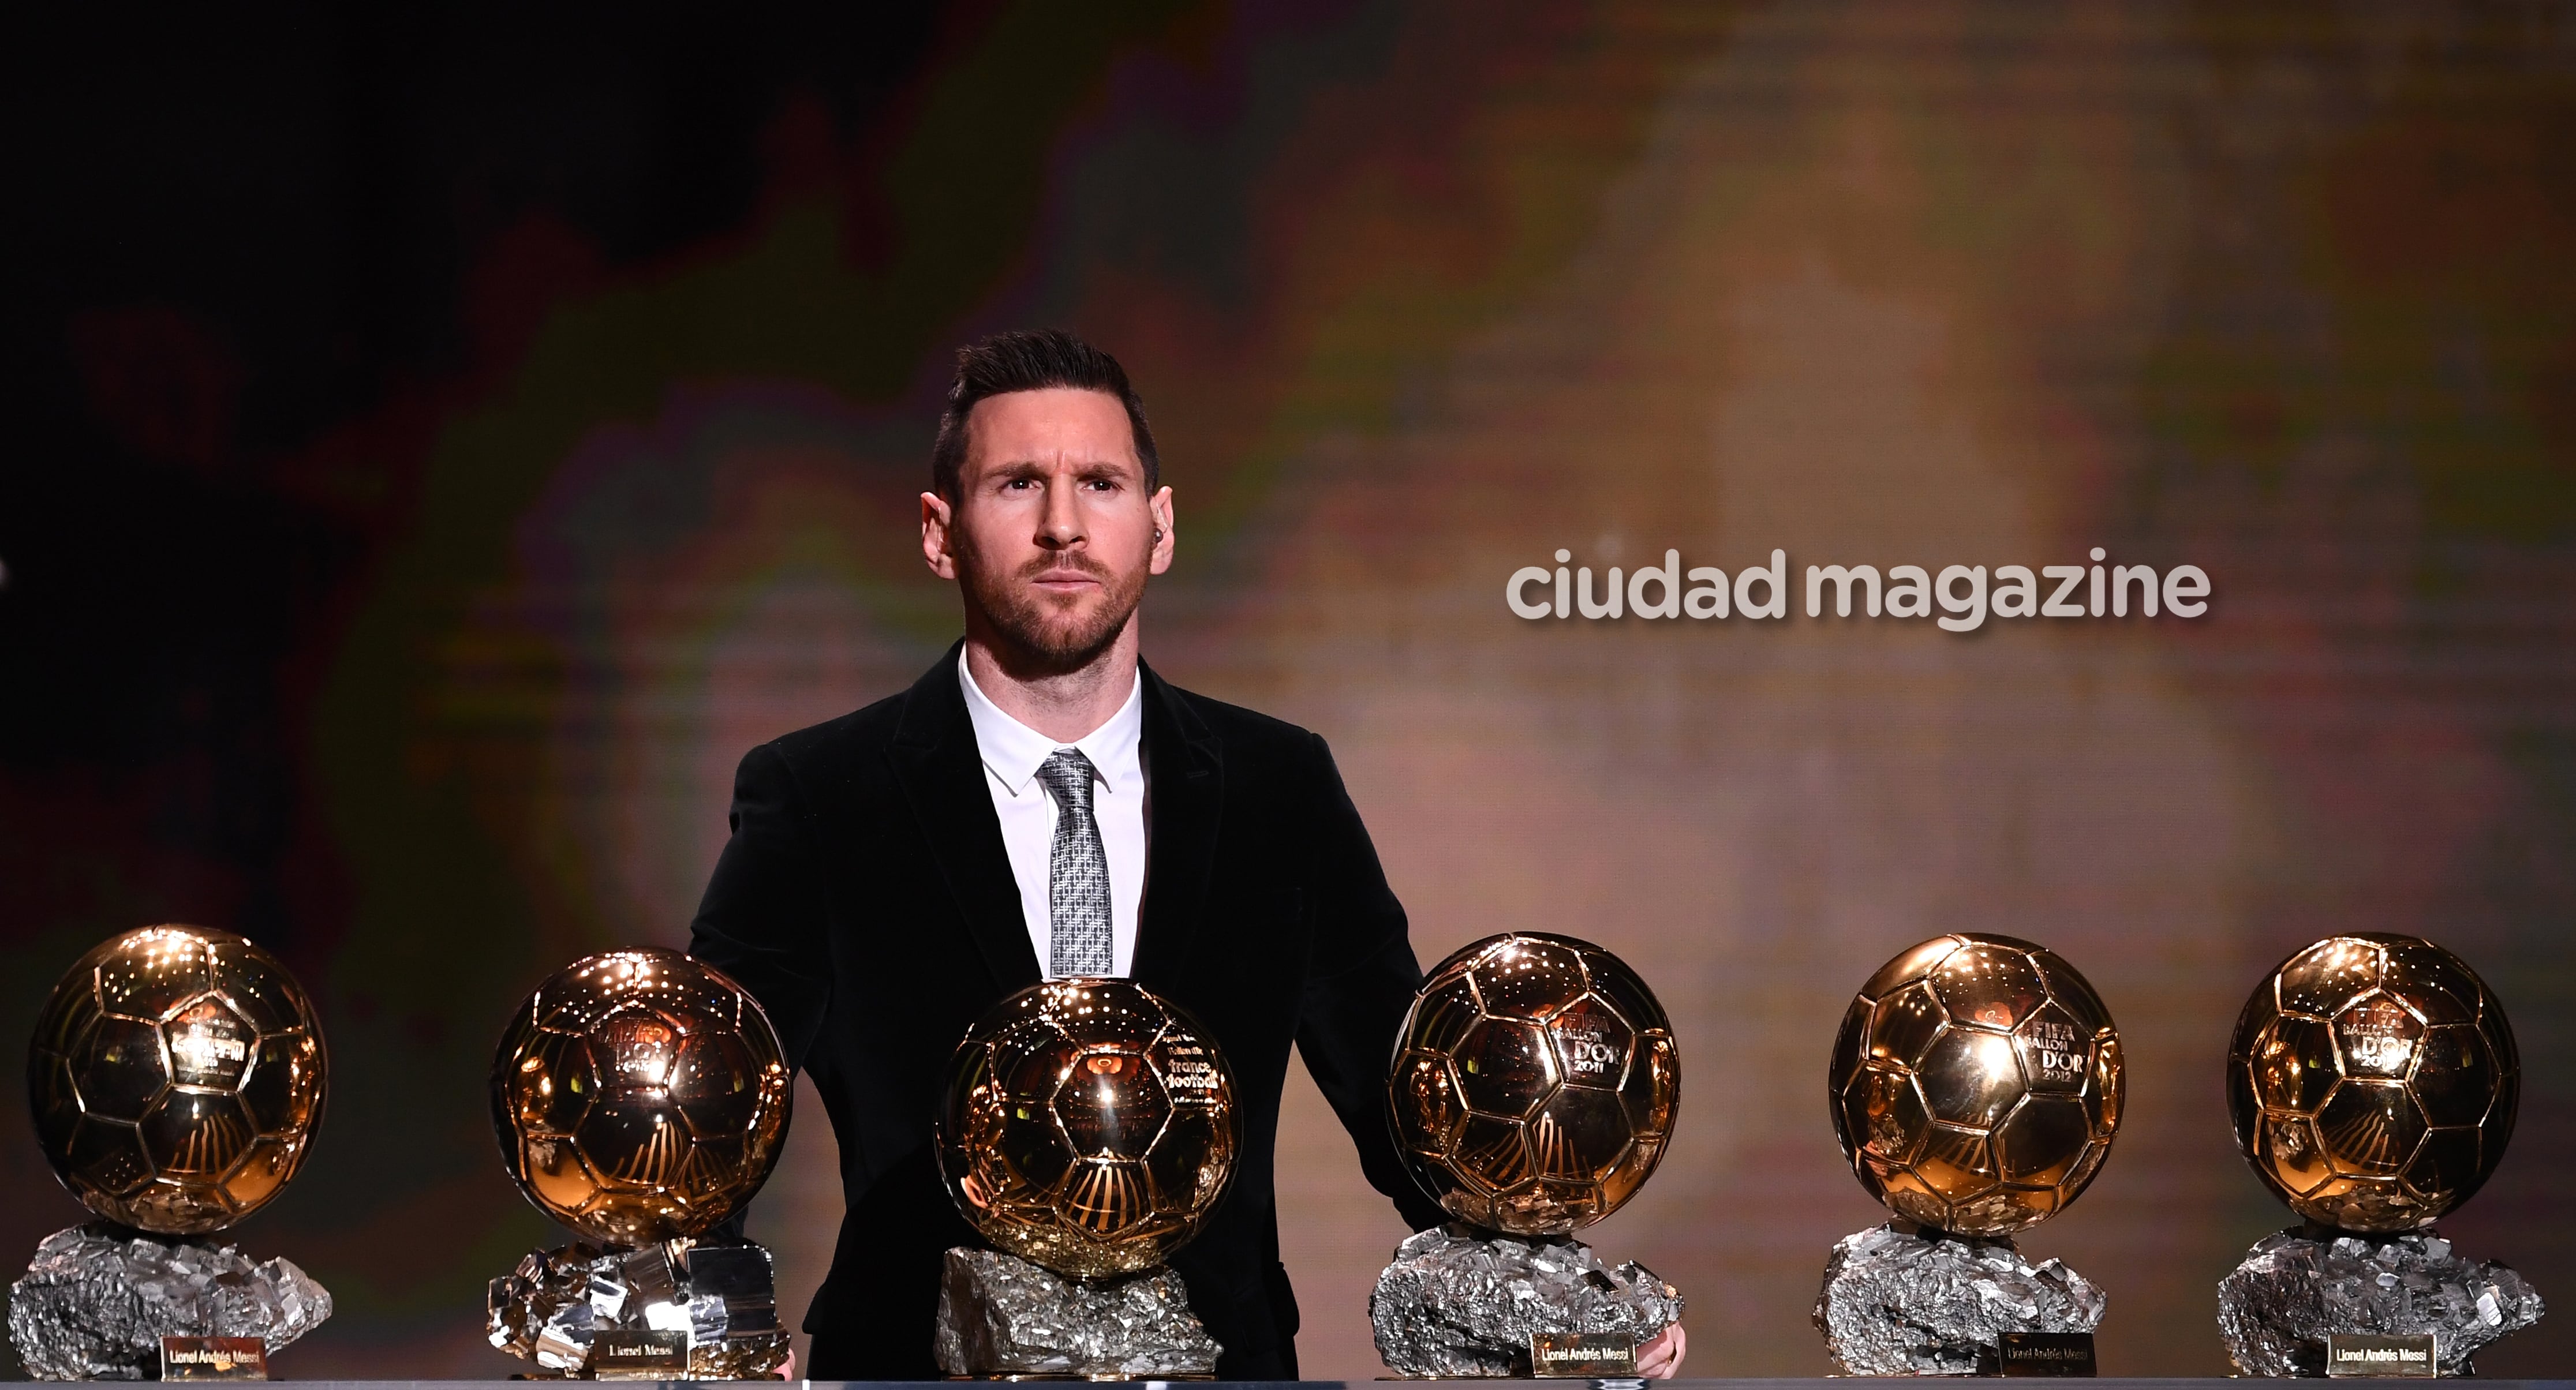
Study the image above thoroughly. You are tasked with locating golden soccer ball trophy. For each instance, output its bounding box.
[2226,934,2517,1232]
[12,924,334,1379]
[1371,933,1684,1378]
[930,977,1238,1378]
[1828,933,2122,1235]
[489,947,792,1243]
[1388,932,1678,1235]
[2215,934,2540,1376]
[484,947,794,1379]
[1816,933,2122,1375]
[934,976,1239,1278]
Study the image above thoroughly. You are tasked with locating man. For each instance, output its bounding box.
[688,330,1683,1378]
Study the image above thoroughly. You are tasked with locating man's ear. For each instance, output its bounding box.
[921,491,959,580]
[1148,485,1175,576]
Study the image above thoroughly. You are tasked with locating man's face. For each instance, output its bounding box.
[922,387,1175,672]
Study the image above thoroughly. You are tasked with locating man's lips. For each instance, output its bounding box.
[1029,570,1102,591]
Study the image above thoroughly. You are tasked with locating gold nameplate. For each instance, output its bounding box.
[160,1336,268,1381]
[1529,1331,1637,1378]
[589,1329,690,1380]
[2327,1333,2437,1377]
[1998,1331,2096,1377]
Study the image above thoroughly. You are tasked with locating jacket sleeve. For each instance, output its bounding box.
[688,741,832,1074]
[1293,731,1450,1233]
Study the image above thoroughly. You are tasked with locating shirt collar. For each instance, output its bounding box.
[958,650,1144,797]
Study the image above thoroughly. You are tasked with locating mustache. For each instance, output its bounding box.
[1019,553,1112,582]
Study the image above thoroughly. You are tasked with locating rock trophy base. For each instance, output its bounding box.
[1814,1221,2104,1376]
[486,1237,790,1379]
[1368,1225,1682,1378]
[933,1247,1220,1380]
[2216,1226,2544,1377]
[6,1223,332,1381]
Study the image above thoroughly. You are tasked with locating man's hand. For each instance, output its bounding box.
[1637,1322,1687,1378]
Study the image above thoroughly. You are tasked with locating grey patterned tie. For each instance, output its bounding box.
[1034,749,1113,976]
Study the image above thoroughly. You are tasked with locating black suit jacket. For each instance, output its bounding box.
[687,643,1446,1379]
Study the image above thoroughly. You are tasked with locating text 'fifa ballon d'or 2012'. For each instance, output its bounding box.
[1506,548,2211,631]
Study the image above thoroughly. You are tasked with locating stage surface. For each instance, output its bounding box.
[211,1369,2576,1380]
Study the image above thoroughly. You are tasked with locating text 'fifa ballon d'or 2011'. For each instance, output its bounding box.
[1506,549,2211,631]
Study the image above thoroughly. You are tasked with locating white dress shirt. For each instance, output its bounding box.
[959,651,1147,977]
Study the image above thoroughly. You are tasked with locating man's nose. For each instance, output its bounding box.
[1037,481,1084,547]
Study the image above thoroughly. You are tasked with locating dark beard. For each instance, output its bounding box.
[959,544,1150,675]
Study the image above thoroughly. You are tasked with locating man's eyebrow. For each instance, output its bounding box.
[987,456,1136,479]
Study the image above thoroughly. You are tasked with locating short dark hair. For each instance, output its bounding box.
[929,329,1159,501]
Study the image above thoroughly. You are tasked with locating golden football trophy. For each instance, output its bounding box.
[10,924,333,1380]
[484,947,794,1380]
[2216,933,2541,1376]
[1370,932,1683,1378]
[931,976,1239,1378]
[1815,932,2122,1375]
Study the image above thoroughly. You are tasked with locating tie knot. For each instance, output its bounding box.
[1035,749,1097,808]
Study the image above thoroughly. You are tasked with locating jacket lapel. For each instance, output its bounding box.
[884,643,1043,993]
[1129,661,1222,992]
